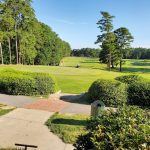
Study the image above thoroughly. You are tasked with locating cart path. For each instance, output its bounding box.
[0,108,74,150]
[0,93,91,115]
[0,94,37,107]
[24,93,91,115]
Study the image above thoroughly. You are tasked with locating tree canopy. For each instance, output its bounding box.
[95,11,134,71]
[0,0,71,65]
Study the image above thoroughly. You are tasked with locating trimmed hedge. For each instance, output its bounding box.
[115,74,143,84]
[74,106,150,150]
[88,79,127,107]
[0,69,56,96]
[128,81,150,107]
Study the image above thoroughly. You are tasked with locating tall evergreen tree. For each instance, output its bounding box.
[95,11,115,71]
[114,27,133,71]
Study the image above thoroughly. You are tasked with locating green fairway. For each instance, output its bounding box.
[0,57,150,93]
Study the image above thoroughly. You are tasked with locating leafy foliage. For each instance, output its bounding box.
[0,69,56,96]
[95,11,133,71]
[0,0,71,65]
[126,48,150,59]
[115,75,143,84]
[128,81,150,107]
[71,48,101,58]
[74,106,150,150]
[88,79,127,107]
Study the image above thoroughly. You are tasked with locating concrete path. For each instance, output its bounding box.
[53,93,91,115]
[60,103,90,115]
[0,94,37,107]
[0,93,91,115]
[24,93,91,115]
[0,108,74,150]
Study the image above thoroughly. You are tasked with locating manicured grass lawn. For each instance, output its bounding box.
[0,57,150,93]
[46,113,89,144]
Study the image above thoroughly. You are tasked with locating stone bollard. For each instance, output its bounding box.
[91,100,105,118]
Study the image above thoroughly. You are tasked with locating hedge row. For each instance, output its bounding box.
[115,74,143,84]
[88,79,127,107]
[88,75,150,107]
[0,69,56,96]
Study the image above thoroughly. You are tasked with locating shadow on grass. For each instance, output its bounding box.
[51,118,88,126]
[80,61,99,64]
[60,93,90,105]
[131,62,150,66]
[120,67,150,73]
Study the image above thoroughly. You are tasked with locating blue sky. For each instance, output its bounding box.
[33,0,150,49]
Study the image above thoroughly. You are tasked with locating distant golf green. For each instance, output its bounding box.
[0,57,150,93]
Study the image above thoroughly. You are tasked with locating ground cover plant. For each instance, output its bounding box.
[46,113,89,144]
[74,106,150,150]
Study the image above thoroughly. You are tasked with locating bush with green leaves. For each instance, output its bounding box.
[74,106,150,150]
[0,69,56,96]
[128,81,150,107]
[115,74,143,84]
[88,79,127,107]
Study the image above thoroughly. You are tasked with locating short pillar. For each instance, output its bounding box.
[91,100,105,118]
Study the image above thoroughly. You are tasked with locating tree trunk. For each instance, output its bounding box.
[0,42,4,65]
[120,59,122,72]
[15,23,18,64]
[111,61,115,68]
[108,53,111,71]
[15,36,18,64]
[8,38,12,64]
[18,52,21,64]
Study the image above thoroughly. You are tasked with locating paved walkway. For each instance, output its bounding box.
[0,93,91,149]
[24,93,91,115]
[0,93,91,115]
[0,94,37,107]
[0,108,74,150]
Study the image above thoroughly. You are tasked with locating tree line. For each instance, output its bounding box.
[123,47,150,59]
[95,11,134,71]
[0,0,71,65]
[71,48,101,58]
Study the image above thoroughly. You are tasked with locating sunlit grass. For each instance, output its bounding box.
[0,57,149,93]
[46,113,89,143]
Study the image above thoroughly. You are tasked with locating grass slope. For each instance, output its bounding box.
[0,57,150,93]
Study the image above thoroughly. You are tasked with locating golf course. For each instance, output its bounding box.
[0,57,149,94]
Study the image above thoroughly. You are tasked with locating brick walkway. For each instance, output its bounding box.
[24,99,70,112]
[24,93,91,115]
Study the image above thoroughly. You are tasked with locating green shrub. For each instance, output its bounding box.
[88,79,127,107]
[128,81,150,107]
[0,69,56,96]
[0,74,36,95]
[25,72,56,95]
[115,74,143,84]
[74,106,150,150]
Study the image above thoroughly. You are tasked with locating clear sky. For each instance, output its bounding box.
[32,0,150,49]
